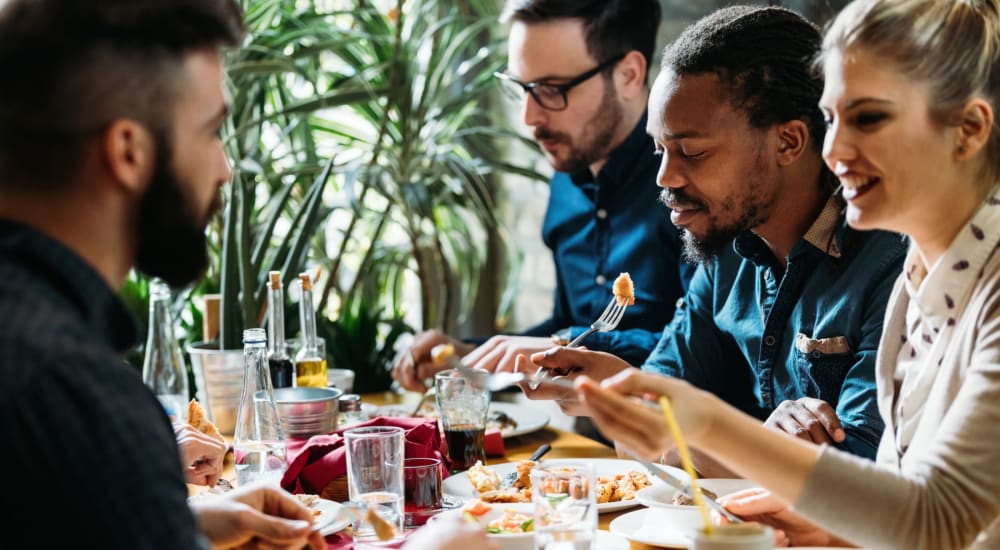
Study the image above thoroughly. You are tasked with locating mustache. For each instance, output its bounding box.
[534,128,567,142]
[658,189,705,210]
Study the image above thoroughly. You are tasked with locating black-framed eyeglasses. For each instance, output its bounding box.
[493,53,626,111]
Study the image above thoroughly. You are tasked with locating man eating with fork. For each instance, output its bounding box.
[520,5,905,476]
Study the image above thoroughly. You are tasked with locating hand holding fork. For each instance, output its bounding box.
[528,296,629,390]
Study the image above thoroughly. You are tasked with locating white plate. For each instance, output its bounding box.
[442,458,682,513]
[609,508,691,548]
[430,504,628,550]
[637,478,758,509]
[371,401,550,439]
[306,497,350,536]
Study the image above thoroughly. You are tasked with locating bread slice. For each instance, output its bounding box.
[188,399,224,443]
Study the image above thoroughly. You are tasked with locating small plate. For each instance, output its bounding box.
[304,497,350,536]
[609,508,691,548]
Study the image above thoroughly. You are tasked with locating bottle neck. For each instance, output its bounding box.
[267,286,287,357]
[146,295,173,350]
[298,286,318,355]
[243,340,272,393]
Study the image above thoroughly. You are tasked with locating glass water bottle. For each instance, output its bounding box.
[295,272,327,387]
[141,279,188,422]
[266,271,293,389]
[234,328,287,486]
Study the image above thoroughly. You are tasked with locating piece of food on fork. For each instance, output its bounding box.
[612,272,635,306]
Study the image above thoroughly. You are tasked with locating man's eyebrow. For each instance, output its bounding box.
[649,130,705,141]
[203,104,229,130]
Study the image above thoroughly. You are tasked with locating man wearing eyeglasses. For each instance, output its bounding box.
[393,0,691,396]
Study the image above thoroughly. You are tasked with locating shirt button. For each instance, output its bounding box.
[596,209,608,219]
[764,335,776,346]
[595,275,607,285]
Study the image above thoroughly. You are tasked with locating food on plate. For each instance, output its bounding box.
[462,499,493,517]
[601,470,650,503]
[671,486,718,506]
[377,404,518,433]
[612,272,635,306]
[487,508,534,534]
[294,493,323,517]
[466,460,649,505]
[187,399,224,443]
[467,460,501,492]
[431,344,456,367]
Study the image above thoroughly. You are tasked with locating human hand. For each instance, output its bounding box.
[764,398,845,445]
[576,369,717,459]
[460,335,553,374]
[517,347,632,415]
[174,423,227,486]
[402,515,499,550]
[391,330,474,392]
[719,487,848,547]
[189,481,326,550]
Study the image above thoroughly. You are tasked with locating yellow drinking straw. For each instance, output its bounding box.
[658,395,714,535]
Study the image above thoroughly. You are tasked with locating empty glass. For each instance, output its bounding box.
[344,426,405,546]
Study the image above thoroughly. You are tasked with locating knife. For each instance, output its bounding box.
[624,450,743,524]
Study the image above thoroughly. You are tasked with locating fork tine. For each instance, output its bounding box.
[595,297,617,323]
[605,302,627,328]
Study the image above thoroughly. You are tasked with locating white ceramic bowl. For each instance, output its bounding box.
[429,502,535,550]
[635,478,758,536]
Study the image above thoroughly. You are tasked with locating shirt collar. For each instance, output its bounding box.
[0,219,138,353]
[903,184,1000,327]
[569,112,651,186]
[733,191,846,265]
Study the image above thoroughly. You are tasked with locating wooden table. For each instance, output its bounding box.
[210,391,672,549]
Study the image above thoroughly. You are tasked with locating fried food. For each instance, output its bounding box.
[187,399,224,443]
[513,459,535,490]
[367,506,399,541]
[467,460,501,492]
[612,272,635,306]
[478,489,532,503]
[431,344,456,367]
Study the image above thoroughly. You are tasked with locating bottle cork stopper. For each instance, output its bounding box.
[299,272,312,291]
[269,271,281,289]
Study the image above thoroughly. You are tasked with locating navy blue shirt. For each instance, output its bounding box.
[0,219,201,548]
[643,197,905,459]
[522,114,693,366]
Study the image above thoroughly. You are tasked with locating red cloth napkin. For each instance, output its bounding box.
[484,428,504,457]
[281,416,450,495]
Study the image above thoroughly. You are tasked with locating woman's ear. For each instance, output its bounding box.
[102,119,155,195]
[955,98,993,161]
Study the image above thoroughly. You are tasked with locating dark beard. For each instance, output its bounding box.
[133,138,215,288]
[536,76,623,174]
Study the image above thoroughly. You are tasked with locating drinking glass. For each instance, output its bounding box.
[403,457,443,527]
[434,369,490,472]
[531,462,597,550]
[344,426,405,546]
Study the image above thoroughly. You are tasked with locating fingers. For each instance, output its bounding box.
[529,346,587,370]
[577,376,667,458]
[802,398,845,442]
[720,487,785,517]
[392,349,424,392]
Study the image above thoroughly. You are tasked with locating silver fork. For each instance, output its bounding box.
[529,297,628,390]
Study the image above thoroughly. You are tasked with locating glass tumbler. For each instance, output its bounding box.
[531,461,597,550]
[434,369,490,472]
[344,426,405,546]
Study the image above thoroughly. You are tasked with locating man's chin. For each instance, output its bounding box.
[680,230,728,265]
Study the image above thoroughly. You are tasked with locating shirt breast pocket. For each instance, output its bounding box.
[793,333,853,403]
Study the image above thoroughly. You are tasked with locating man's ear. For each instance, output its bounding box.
[954,98,993,161]
[615,50,647,101]
[775,119,810,167]
[102,119,154,194]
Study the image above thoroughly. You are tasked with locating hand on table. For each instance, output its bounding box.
[575,369,717,459]
[719,487,849,547]
[402,515,499,550]
[516,347,632,416]
[391,330,475,392]
[175,423,227,486]
[765,398,845,445]
[189,481,326,550]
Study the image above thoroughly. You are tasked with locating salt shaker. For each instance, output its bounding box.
[338,394,367,428]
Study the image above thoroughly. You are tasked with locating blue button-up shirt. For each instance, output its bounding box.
[522,114,693,366]
[643,196,905,458]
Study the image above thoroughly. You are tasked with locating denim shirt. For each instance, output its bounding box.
[522,113,694,366]
[643,196,906,458]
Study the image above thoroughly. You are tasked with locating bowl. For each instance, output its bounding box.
[272,386,342,438]
[635,478,758,536]
[429,502,535,550]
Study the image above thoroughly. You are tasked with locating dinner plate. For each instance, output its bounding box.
[372,401,550,439]
[442,458,682,513]
[609,508,691,548]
